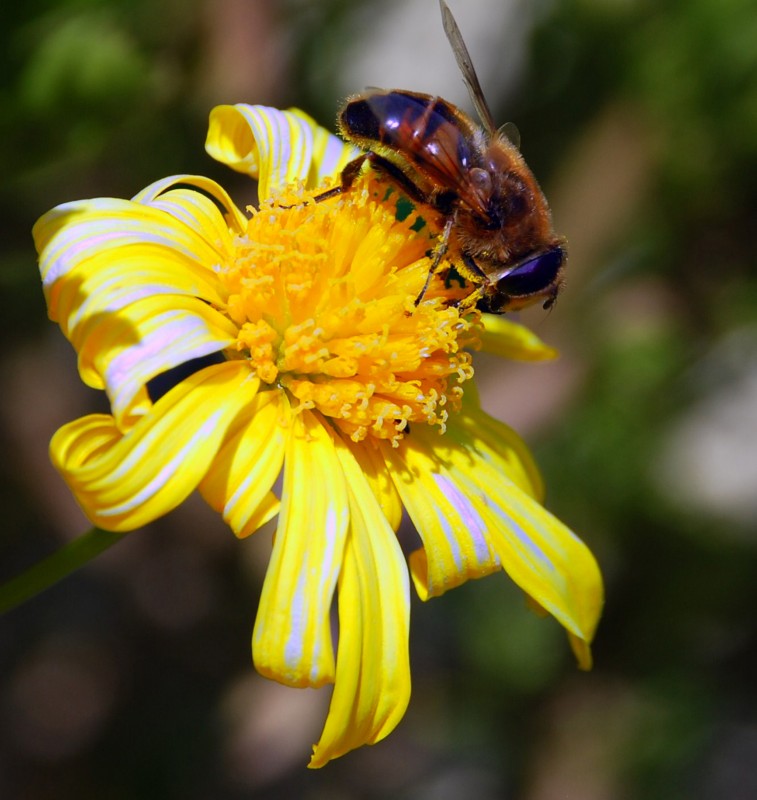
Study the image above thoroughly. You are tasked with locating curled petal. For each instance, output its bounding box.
[288,108,362,190]
[199,390,288,538]
[310,435,411,768]
[205,104,358,199]
[253,411,348,689]
[34,195,234,333]
[131,174,248,233]
[76,294,237,429]
[50,361,259,531]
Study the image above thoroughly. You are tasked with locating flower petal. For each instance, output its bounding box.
[76,294,237,428]
[205,104,358,200]
[252,411,348,689]
[404,420,603,664]
[288,108,362,190]
[457,464,602,668]
[382,437,501,601]
[50,361,259,531]
[451,398,545,501]
[131,174,248,233]
[479,314,559,361]
[199,389,288,538]
[309,436,411,768]
[34,193,234,335]
[347,438,403,532]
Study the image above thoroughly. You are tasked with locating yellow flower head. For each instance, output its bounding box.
[34,103,603,767]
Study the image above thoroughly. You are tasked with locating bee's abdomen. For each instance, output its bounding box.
[341,91,454,145]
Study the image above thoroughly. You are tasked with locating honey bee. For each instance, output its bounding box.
[320,0,566,313]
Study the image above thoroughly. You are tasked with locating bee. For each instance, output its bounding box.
[319,0,566,313]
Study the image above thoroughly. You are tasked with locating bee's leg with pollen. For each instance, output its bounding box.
[448,251,488,312]
[459,250,489,283]
[452,285,486,313]
[413,216,454,308]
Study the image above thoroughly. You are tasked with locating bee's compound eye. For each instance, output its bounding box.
[500,246,565,296]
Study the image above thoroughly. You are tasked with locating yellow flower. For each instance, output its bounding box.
[33,104,603,767]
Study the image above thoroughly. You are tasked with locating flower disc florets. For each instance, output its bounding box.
[222,176,477,443]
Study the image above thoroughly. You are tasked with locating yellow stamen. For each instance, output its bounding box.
[219,176,479,443]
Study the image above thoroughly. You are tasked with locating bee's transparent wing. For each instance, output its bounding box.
[499,121,521,149]
[439,0,498,136]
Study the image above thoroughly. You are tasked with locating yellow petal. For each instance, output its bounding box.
[344,438,403,532]
[205,104,357,200]
[131,174,248,233]
[569,633,594,671]
[76,294,237,429]
[479,314,559,361]
[50,361,259,531]
[423,427,602,653]
[309,434,411,768]
[381,407,602,661]
[448,403,545,502]
[288,107,362,189]
[199,389,288,538]
[34,196,233,336]
[383,437,501,601]
[252,411,348,689]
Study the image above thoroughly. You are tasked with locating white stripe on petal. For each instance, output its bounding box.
[432,472,495,569]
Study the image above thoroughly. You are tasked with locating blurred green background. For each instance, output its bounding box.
[2,0,757,797]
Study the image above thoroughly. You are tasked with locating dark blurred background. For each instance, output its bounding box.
[2,0,757,797]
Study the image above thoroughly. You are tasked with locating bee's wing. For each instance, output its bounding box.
[439,0,498,136]
[498,121,521,150]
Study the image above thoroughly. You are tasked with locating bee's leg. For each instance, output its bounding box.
[368,156,433,206]
[460,250,488,281]
[306,151,436,207]
[413,215,455,307]
[282,151,424,207]
[278,154,369,208]
[312,154,369,202]
[446,252,488,312]
[317,149,433,204]
[306,186,342,204]
[452,286,486,313]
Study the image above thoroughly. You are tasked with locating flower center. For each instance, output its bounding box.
[220,176,478,443]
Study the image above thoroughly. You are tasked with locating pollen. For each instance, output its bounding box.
[219,176,479,443]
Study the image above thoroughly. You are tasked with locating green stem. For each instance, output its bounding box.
[0,527,123,614]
